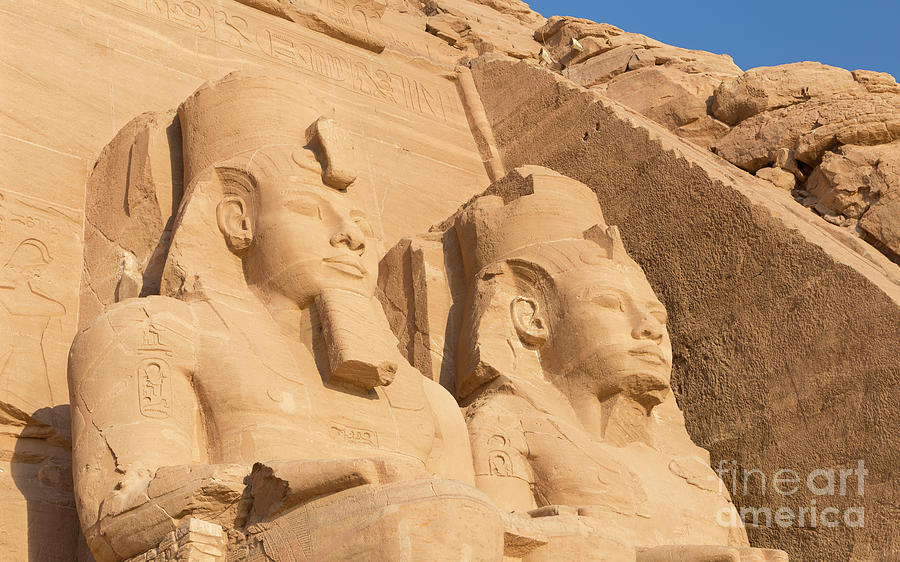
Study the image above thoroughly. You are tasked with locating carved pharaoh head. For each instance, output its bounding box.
[165,72,379,306]
[5,238,52,280]
[455,167,672,410]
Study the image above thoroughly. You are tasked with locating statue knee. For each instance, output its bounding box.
[249,479,504,561]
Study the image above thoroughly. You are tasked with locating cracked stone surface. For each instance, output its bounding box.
[1,1,898,561]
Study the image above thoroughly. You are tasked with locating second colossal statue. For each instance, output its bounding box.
[452,167,785,561]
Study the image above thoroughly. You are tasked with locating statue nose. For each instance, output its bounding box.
[330,221,366,254]
[632,315,663,343]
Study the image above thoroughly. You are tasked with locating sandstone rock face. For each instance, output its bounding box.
[422,0,544,60]
[806,144,897,218]
[532,21,900,265]
[710,62,866,125]
[536,16,740,148]
[671,115,732,149]
[601,66,726,131]
[806,142,900,255]
[535,16,637,63]
[710,70,900,264]
[756,166,796,190]
[468,0,542,24]
[563,44,636,87]
[860,188,900,257]
[852,69,900,94]
[714,91,900,170]
[701,63,900,264]
[1,0,899,560]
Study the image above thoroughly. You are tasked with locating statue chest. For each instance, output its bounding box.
[523,416,736,545]
[192,344,435,466]
[521,416,650,516]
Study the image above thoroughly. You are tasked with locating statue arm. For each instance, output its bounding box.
[68,298,246,561]
[422,377,477,486]
[466,397,537,513]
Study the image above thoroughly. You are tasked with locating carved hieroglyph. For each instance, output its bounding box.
[67,72,503,561]
[0,194,80,425]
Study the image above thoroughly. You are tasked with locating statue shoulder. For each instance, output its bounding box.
[69,296,199,384]
[466,390,532,424]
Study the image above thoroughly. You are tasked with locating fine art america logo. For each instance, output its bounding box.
[715,460,867,529]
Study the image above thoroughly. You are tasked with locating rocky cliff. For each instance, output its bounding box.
[0,0,897,560]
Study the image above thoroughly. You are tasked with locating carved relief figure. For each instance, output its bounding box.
[0,239,66,407]
[67,72,502,561]
[454,167,786,561]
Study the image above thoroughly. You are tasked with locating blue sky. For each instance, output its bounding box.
[526,0,900,79]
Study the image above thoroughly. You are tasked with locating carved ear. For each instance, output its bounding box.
[510,296,548,347]
[216,195,253,254]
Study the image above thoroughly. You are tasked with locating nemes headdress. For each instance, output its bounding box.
[453,166,645,399]
[162,72,358,298]
[454,166,637,282]
[178,71,356,192]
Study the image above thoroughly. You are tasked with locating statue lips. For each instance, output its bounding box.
[323,254,368,278]
[627,345,669,367]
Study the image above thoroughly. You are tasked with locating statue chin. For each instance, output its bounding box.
[597,370,672,411]
[562,351,671,410]
[263,269,376,308]
[629,385,671,411]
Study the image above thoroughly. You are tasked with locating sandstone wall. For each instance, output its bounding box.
[469,55,900,561]
[3,0,899,559]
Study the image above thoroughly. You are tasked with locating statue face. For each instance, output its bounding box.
[540,262,672,407]
[247,174,379,306]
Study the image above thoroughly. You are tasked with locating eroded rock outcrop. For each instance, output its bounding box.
[804,142,900,255]
[710,62,867,125]
[422,0,544,60]
[534,16,740,148]
[528,18,900,263]
[708,64,900,257]
[715,91,900,171]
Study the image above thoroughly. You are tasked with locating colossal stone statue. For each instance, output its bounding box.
[68,71,788,562]
[452,167,787,561]
[67,72,503,561]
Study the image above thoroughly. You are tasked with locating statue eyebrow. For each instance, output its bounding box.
[645,302,668,323]
[579,285,629,300]
[280,188,324,200]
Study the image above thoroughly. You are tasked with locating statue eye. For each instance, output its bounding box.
[286,198,321,219]
[650,310,668,324]
[353,216,374,237]
[592,293,624,311]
